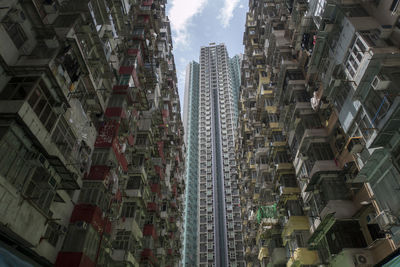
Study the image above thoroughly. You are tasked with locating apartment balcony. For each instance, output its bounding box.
[278,186,301,203]
[271,247,286,265]
[260,88,274,98]
[308,31,328,73]
[272,24,285,38]
[126,41,144,67]
[0,100,81,189]
[257,247,269,262]
[69,204,111,235]
[115,217,143,242]
[269,122,281,129]
[327,248,377,267]
[111,250,140,267]
[125,183,150,202]
[282,216,309,239]
[276,162,293,172]
[143,224,158,241]
[140,248,157,265]
[104,95,129,121]
[370,96,400,148]
[271,141,287,148]
[286,247,319,267]
[94,121,128,172]
[296,128,328,155]
[305,160,342,191]
[308,216,368,264]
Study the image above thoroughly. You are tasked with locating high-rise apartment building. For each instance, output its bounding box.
[182,43,245,267]
[238,0,400,266]
[229,55,242,127]
[182,61,200,266]
[0,1,185,266]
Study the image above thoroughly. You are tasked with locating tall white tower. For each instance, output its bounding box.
[197,43,244,267]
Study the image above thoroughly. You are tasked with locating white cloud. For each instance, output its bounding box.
[239,4,244,8]
[218,0,241,28]
[168,0,208,47]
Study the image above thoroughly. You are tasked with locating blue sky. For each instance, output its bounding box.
[167,0,247,106]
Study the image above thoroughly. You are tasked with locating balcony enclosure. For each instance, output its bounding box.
[284,200,305,217]
[313,220,367,264]
[307,176,350,218]
[302,143,334,175]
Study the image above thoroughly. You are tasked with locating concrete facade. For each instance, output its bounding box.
[0,1,185,266]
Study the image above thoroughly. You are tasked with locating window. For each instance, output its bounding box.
[122,202,136,217]
[113,230,134,250]
[24,167,56,215]
[4,22,27,49]
[44,222,61,247]
[135,134,147,146]
[0,128,33,188]
[126,175,141,189]
[79,185,108,210]
[364,89,391,126]
[51,117,76,158]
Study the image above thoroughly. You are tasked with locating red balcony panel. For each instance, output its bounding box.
[105,107,127,119]
[142,0,153,6]
[112,138,128,172]
[55,252,95,267]
[167,249,172,255]
[150,183,161,198]
[157,141,165,163]
[126,50,143,67]
[69,204,112,235]
[141,249,157,264]
[119,66,140,88]
[85,165,110,181]
[172,184,177,197]
[95,121,120,148]
[169,216,174,223]
[112,85,136,104]
[138,15,150,24]
[143,224,157,240]
[115,189,122,202]
[132,69,140,88]
[170,200,177,209]
[119,66,134,75]
[127,135,135,146]
[162,109,169,119]
[147,202,157,212]
[112,84,129,94]
[154,166,164,180]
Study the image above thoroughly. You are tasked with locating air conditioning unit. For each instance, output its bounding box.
[371,74,391,90]
[350,144,363,154]
[9,8,26,23]
[53,102,68,114]
[353,253,372,266]
[48,176,60,190]
[26,152,49,168]
[57,225,68,234]
[43,1,58,14]
[374,210,397,230]
[76,221,88,230]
